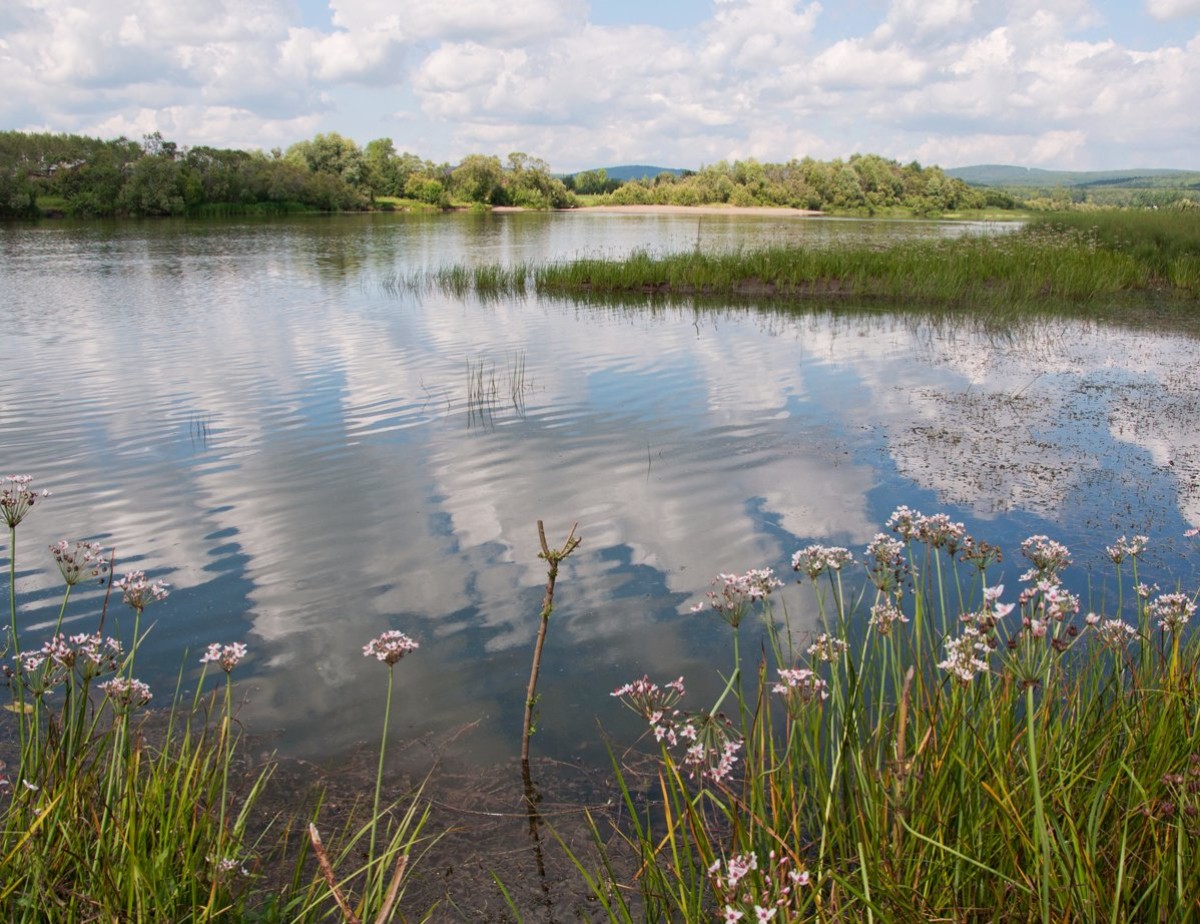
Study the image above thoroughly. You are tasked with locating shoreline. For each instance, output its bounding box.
[571,203,825,216]
[482,203,826,217]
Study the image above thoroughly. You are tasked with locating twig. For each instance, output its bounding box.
[521,520,582,764]
[308,823,361,924]
[96,547,117,634]
[373,854,408,924]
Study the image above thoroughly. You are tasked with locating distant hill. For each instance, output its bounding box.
[594,164,687,181]
[947,164,1200,188]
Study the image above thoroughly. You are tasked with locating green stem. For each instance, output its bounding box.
[1026,683,1052,924]
[710,628,740,717]
[52,584,73,638]
[370,664,395,896]
[8,526,28,764]
[7,526,16,657]
[219,672,233,844]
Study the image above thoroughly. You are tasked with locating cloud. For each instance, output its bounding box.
[703,0,822,69]
[1146,0,1200,20]
[808,39,929,88]
[280,24,409,84]
[330,0,587,43]
[0,0,1196,168]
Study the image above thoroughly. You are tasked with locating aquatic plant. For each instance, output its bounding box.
[571,509,1200,922]
[0,477,433,922]
[397,210,1200,310]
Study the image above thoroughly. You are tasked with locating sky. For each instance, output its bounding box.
[1,0,1198,173]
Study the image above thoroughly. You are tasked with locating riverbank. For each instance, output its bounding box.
[566,203,825,217]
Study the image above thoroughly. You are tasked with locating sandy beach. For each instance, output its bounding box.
[484,203,825,216]
[570,203,824,217]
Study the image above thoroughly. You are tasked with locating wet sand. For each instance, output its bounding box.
[571,204,824,217]
[484,204,825,216]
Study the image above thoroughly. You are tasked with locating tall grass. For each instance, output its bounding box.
[1030,210,1200,291]
[398,210,1200,307]
[1,475,433,922]
[576,518,1200,922]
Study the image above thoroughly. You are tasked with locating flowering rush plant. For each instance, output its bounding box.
[612,675,743,785]
[200,642,247,673]
[1,474,50,529]
[363,630,419,665]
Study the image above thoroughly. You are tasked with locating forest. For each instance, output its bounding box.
[1,128,1006,219]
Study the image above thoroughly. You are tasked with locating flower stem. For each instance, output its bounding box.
[370,663,395,896]
[1026,683,1052,924]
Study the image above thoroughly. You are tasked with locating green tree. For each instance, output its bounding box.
[285,133,368,191]
[403,173,450,207]
[570,168,610,195]
[0,167,38,218]
[117,155,187,216]
[505,151,573,208]
[451,154,506,204]
[364,137,401,197]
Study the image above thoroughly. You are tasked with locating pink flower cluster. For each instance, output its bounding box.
[938,626,991,684]
[50,539,110,587]
[1,475,50,529]
[709,850,811,923]
[682,713,743,785]
[805,633,847,663]
[1020,535,1072,582]
[772,667,828,706]
[691,569,783,628]
[363,630,419,666]
[1148,592,1196,634]
[864,533,907,594]
[113,571,170,612]
[1094,618,1138,650]
[886,506,967,550]
[200,642,247,673]
[612,675,688,745]
[885,505,922,541]
[869,600,909,635]
[1018,580,1079,639]
[10,633,123,692]
[790,545,853,581]
[99,677,153,710]
[1106,535,1149,564]
[612,676,743,785]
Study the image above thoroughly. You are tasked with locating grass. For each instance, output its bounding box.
[397,209,1200,309]
[465,350,531,426]
[1,478,435,922]
[1030,210,1200,290]
[564,523,1200,922]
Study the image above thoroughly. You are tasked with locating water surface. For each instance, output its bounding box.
[3,211,1199,772]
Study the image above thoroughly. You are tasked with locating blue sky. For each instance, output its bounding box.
[2,0,1198,171]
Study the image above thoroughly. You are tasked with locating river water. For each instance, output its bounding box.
[3,210,1200,797]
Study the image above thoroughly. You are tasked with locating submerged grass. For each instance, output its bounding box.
[399,209,1200,310]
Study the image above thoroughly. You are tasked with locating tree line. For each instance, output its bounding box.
[590,154,997,215]
[0,130,579,218]
[0,129,1008,219]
